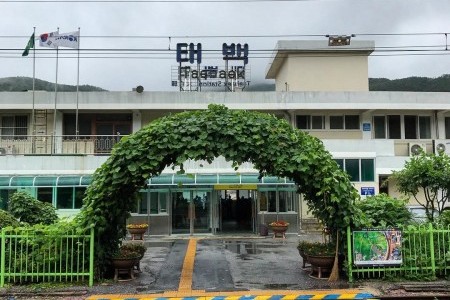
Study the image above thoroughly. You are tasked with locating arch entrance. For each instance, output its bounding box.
[80,105,358,270]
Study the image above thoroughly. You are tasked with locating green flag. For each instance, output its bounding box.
[22,33,35,56]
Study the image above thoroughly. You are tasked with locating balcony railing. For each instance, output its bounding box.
[0,135,127,155]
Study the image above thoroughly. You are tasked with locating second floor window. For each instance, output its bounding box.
[1,115,28,140]
[374,115,431,139]
[296,115,325,129]
[330,115,360,130]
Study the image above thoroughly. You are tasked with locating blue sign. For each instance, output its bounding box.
[363,123,371,131]
[361,187,375,196]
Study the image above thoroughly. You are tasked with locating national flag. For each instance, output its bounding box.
[22,33,35,56]
[39,31,59,48]
[39,31,79,49]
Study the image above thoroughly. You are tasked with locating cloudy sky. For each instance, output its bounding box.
[1,0,450,91]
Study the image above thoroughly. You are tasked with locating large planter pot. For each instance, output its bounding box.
[269,225,288,238]
[307,255,335,279]
[298,248,309,269]
[111,257,140,281]
[127,227,147,240]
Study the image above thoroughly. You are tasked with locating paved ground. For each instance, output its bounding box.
[0,233,379,299]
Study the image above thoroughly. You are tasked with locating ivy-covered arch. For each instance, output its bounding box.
[78,104,360,274]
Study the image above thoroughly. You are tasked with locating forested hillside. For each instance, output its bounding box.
[0,77,106,92]
[2,75,450,92]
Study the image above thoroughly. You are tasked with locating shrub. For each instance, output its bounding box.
[355,193,413,227]
[8,191,58,225]
[112,243,146,259]
[0,209,19,228]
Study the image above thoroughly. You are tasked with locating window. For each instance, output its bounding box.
[374,116,386,139]
[345,159,360,182]
[330,116,343,129]
[361,159,375,181]
[419,116,431,139]
[136,191,167,214]
[388,115,401,139]
[1,115,28,140]
[330,115,360,130]
[278,191,294,212]
[57,187,73,209]
[375,115,431,139]
[259,191,276,212]
[37,187,53,204]
[345,115,360,129]
[0,189,15,210]
[296,115,324,129]
[446,117,450,139]
[52,187,86,209]
[335,158,375,182]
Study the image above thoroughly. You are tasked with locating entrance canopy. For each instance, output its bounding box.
[0,173,294,187]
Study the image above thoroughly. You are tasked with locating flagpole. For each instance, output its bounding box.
[52,27,59,154]
[31,27,36,153]
[75,27,80,153]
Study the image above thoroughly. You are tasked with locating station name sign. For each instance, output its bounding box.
[173,42,250,91]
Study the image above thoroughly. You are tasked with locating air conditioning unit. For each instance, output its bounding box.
[409,142,426,156]
[433,139,450,155]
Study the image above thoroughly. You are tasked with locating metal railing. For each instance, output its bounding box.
[347,224,450,282]
[0,134,126,155]
[0,226,94,287]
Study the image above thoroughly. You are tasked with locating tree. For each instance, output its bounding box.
[8,191,58,225]
[355,193,412,227]
[390,152,450,222]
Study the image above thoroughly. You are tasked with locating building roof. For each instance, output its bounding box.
[265,40,376,79]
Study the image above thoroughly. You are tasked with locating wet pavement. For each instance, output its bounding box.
[84,233,370,298]
[0,234,377,299]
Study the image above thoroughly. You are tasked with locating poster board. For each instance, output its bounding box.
[353,229,402,266]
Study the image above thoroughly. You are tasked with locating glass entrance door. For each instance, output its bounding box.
[171,189,211,234]
[218,189,255,233]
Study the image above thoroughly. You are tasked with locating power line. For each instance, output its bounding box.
[0,32,448,39]
[0,0,318,3]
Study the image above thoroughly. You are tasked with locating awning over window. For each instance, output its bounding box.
[0,175,93,187]
[0,174,294,187]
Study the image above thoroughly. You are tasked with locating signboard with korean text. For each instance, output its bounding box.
[353,229,402,266]
[173,42,251,91]
[361,187,375,196]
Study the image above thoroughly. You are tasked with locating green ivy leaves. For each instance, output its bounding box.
[79,104,358,277]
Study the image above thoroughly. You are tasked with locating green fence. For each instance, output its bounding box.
[0,226,94,287]
[347,224,450,282]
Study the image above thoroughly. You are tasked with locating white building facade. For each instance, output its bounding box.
[0,40,449,235]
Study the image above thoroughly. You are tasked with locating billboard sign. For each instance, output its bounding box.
[353,228,402,266]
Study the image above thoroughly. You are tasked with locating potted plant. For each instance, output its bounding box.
[126,223,149,240]
[268,220,289,238]
[300,241,336,279]
[111,242,147,281]
[297,240,311,269]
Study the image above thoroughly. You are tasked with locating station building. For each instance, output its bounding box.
[1,39,449,235]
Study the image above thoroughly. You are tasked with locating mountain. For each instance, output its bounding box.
[2,74,450,92]
[369,74,450,92]
[0,77,106,92]
[241,74,450,92]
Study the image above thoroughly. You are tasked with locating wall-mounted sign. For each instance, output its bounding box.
[363,123,371,131]
[353,229,402,266]
[361,187,375,196]
[174,42,250,91]
[214,184,257,190]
